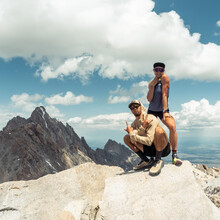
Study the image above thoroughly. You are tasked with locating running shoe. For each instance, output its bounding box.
[133,158,154,170]
[149,159,164,176]
[172,153,182,166]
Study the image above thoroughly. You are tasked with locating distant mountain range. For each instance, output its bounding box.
[0,106,138,184]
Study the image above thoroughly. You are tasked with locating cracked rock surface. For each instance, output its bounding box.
[0,161,220,220]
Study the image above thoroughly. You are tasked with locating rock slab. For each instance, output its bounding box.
[0,161,219,220]
[0,163,122,220]
[98,161,220,220]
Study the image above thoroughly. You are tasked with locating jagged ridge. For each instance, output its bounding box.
[0,106,138,183]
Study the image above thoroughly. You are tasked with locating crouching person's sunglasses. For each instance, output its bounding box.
[129,104,140,110]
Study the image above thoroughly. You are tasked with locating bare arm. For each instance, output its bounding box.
[147,77,159,102]
[161,74,170,112]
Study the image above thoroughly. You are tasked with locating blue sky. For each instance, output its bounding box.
[0,0,220,166]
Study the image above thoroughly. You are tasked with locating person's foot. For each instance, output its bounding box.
[149,159,164,176]
[133,158,154,170]
[172,153,182,166]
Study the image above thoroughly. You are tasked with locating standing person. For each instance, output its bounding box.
[147,62,182,166]
[124,100,171,176]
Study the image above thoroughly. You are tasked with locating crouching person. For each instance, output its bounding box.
[124,100,171,176]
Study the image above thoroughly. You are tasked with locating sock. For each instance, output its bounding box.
[136,150,149,162]
[155,150,163,161]
[172,150,177,154]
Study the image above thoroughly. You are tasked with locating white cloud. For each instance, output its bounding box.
[36,55,99,84]
[68,113,134,130]
[11,93,43,112]
[0,0,220,82]
[68,117,82,124]
[173,98,220,129]
[45,105,65,118]
[45,91,93,105]
[2,94,65,129]
[217,20,220,27]
[67,98,220,133]
[108,96,131,104]
[108,81,148,104]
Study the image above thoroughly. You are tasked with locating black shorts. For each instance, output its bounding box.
[147,109,169,120]
[143,142,171,157]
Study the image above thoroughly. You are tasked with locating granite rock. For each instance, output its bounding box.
[0,161,219,220]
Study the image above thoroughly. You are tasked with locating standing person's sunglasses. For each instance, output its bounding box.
[129,104,140,110]
[154,68,164,72]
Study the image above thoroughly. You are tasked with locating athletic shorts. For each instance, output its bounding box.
[147,109,169,120]
[143,142,171,157]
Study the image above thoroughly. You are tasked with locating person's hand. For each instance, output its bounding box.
[124,121,133,133]
[163,112,170,121]
[150,77,160,87]
[142,115,153,129]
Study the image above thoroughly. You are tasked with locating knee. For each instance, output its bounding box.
[168,123,176,133]
[155,127,164,136]
[155,127,168,142]
[123,135,130,144]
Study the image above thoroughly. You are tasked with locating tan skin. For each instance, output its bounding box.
[124,105,168,153]
[147,67,177,151]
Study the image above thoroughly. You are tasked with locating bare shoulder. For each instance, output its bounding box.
[161,74,169,84]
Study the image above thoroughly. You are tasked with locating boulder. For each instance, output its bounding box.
[98,161,220,219]
[0,163,122,220]
[0,161,219,220]
[194,164,220,209]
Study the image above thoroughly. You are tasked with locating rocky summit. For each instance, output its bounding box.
[194,164,220,209]
[0,106,138,184]
[0,161,219,220]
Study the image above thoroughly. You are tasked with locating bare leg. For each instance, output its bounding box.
[162,115,177,151]
[123,135,144,153]
[162,115,182,165]
[124,135,150,169]
[153,127,168,151]
[149,126,168,176]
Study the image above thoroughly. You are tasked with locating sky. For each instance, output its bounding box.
[0,0,220,166]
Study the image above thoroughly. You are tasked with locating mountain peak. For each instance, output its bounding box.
[3,115,27,132]
[0,106,139,184]
[0,105,95,183]
[30,106,51,129]
[31,106,49,119]
[104,139,130,154]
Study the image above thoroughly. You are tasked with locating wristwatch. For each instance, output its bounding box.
[163,109,169,113]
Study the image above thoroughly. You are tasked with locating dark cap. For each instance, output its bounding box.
[128,100,141,108]
[153,62,165,68]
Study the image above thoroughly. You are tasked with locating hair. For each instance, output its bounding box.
[153,62,165,68]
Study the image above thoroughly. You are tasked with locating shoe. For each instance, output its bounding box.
[172,153,182,166]
[149,159,164,176]
[133,159,154,170]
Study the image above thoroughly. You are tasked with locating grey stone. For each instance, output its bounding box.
[0,162,219,220]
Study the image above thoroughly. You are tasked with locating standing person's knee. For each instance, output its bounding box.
[169,123,176,133]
